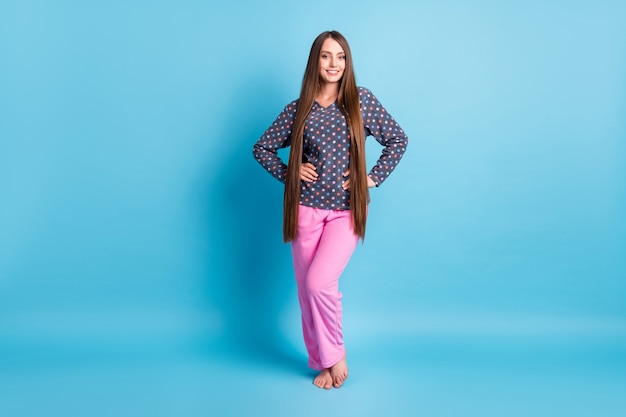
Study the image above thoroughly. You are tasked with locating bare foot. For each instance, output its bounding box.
[330,355,348,388]
[313,369,333,390]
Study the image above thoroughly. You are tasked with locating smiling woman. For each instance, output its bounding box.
[1,1,625,415]
[317,39,345,92]
[252,30,408,390]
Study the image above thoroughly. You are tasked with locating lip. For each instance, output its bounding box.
[326,70,340,75]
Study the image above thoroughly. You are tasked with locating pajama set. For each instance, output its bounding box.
[252,87,408,370]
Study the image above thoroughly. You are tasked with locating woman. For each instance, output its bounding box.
[252,30,408,389]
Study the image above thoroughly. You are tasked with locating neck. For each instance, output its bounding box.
[317,82,340,100]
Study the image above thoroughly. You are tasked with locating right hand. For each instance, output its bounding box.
[300,162,318,182]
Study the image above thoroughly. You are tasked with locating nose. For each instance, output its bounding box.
[329,56,337,68]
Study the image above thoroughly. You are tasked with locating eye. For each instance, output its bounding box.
[321,54,328,59]
[339,55,346,60]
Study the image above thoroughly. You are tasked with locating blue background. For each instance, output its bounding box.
[1,1,625,416]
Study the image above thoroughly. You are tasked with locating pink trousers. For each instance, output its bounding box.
[291,205,360,370]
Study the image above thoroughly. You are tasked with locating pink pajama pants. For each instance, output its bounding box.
[291,205,360,370]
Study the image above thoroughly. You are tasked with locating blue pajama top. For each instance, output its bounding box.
[252,87,408,211]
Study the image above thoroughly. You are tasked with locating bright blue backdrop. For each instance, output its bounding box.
[1,1,625,416]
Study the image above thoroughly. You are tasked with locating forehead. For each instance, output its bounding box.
[320,38,344,54]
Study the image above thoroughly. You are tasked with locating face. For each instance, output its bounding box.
[318,37,346,85]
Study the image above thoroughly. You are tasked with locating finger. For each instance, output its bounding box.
[343,169,350,177]
[302,167,318,179]
[304,168,319,177]
[300,168,318,182]
[301,164,317,174]
[342,179,350,190]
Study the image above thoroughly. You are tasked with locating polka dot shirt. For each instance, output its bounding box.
[253,87,408,210]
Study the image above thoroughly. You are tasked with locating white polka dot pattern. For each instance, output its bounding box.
[253,87,408,210]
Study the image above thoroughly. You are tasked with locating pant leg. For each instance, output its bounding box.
[305,209,359,368]
[291,206,360,370]
[291,205,326,370]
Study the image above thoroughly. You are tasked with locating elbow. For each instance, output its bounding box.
[252,143,261,160]
[400,135,409,153]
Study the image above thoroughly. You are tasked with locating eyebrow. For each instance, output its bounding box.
[320,50,345,55]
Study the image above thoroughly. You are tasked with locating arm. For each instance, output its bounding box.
[252,101,297,183]
[360,88,408,186]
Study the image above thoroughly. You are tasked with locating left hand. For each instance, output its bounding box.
[342,169,376,190]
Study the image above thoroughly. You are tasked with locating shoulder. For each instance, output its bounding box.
[358,86,385,112]
[357,86,380,105]
[357,86,374,98]
[284,98,299,112]
[276,99,299,119]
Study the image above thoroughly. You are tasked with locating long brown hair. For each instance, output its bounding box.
[283,30,368,242]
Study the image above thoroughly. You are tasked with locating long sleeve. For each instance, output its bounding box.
[359,88,408,186]
[252,100,298,183]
